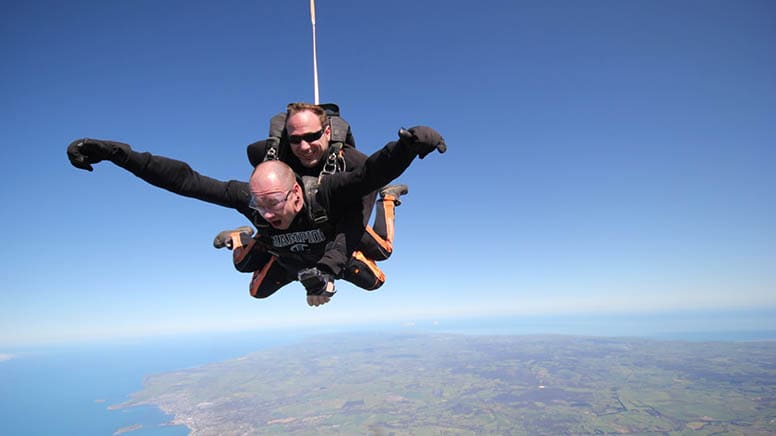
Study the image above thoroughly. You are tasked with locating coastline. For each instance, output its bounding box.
[4,312,774,435]
[116,332,776,435]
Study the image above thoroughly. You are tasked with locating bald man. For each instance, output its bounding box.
[67,126,445,306]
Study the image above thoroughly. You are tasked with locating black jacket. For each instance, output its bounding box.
[113,140,418,276]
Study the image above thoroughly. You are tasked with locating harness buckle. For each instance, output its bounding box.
[263,143,279,162]
[321,152,338,175]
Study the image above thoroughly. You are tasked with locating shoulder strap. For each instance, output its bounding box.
[320,104,354,147]
[301,175,329,224]
[263,112,287,162]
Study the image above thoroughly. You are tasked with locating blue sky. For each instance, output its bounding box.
[1,0,775,346]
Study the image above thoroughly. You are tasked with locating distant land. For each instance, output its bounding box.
[117,333,776,435]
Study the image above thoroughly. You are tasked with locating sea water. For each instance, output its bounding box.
[0,330,305,436]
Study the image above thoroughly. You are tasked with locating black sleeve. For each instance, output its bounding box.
[342,147,377,226]
[342,146,367,170]
[322,140,417,212]
[315,208,366,277]
[316,232,348,277]
[116,148,252,215]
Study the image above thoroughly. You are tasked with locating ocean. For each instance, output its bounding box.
[0,331,306,436]
[1,310,774,435]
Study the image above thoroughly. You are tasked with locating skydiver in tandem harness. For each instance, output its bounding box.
[66,111,446,307]
[213,103,415,303]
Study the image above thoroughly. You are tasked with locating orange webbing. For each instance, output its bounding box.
[352,250,386,283]
[381,196,397,243]
[365,226,393,253]
[232,239,257,265]
[230,231,246,249]
[365,196,397,253]
[249,256,277,297]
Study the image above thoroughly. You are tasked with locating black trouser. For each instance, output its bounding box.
[229,239,386,298]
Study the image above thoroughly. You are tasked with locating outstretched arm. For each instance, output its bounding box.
[323,126,446,210]
[67,139,252,215]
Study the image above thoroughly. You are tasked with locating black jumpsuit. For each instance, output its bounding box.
[113,139,418,298]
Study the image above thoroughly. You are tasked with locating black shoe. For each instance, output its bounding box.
[379,184,409,206]
[213,226,254,249]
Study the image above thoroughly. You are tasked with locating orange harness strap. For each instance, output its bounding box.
[249,256,277,298]
[351,250,386,288]
[232,238,257,265]
[364,196,398,253]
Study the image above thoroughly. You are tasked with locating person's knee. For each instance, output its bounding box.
[359,230,393,261]
[377,249,393,261]
[360,277,384,291]
[249,280,281,299]
[249,289,273,299]
[343,253,386,291]
[343,272,382,290]
[234,251,257,272]
[248,262,288,299]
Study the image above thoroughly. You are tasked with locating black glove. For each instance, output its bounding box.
[67,138,131,171]
[398,126,447,159]
[298,267,336,297]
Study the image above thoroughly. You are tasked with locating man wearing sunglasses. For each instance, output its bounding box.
[66,124,445,307]
[243,103,406,257]
[218,103,410,299]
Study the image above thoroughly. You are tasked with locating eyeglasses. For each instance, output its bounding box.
[249,189,293,214]
[288,128,325,145]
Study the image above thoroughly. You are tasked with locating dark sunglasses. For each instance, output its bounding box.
[288,128,325,145]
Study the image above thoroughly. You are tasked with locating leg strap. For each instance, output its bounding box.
[249,256,293,298]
